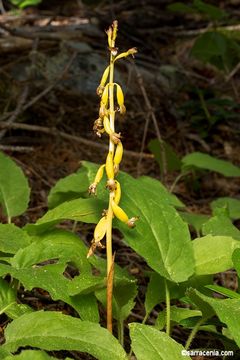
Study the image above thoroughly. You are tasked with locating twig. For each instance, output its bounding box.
[225,62,240,82]
[0,86,29,140]
[137,111,151,176]
[0,121,153,159]
[0,22,84,41]
[134,64,167,181]
[0,145,34,152]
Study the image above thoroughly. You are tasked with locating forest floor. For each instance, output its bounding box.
[0,0,240,359]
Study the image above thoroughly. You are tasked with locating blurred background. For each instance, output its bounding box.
[0,0,240,220]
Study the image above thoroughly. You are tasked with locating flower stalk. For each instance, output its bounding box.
[88,20,138,333]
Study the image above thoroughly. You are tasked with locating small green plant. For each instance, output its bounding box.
[1,21,240,360]
[9,0,42,9]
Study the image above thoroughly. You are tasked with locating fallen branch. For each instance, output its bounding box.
[0,121,153,159]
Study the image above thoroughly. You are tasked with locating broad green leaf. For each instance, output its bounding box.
[155,306,202,330]
[25,197,105,234]
[148,139,181,173]
[145,273,165,315]
[144,272,212,315]
[129,323,191,360]
[167,2,195,14]
[182,152,240,177]
[137,176,184,208]
[179,211,209,234]
[0,152,30,218]
[191,32,228,69]
[211,197,240,220]
[192,235,240,275]
[4,350,54,360]
[48,169,89,208]
[193,0,227,20]
[0,278,32,319]
[0,224,31,254]
[202,209,240,240]
[186,288,215,319]
[0,262,99,322]
[118,195,194,282]
[187,289,240,347]
[3,311,127,360]
[205,285,240,299]
[11,229,90,272]
[68,273,106,296]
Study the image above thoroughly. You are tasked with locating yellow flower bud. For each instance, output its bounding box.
[112,20,118,43]
[111,199,128,223]
[119,104,126,115]
[101,84,109,106]
[114,181,121,205]
[94,216,107,243]
[99,103,107,118]
[94,164,105,184]
[99,66,110,89]
[115,84,124,106]
[103,116,113,135]
[106,26,113,48]
[106,151,114,180]
[114,47,137,62]
[114,141,123,165]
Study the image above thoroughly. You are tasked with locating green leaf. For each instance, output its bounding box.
[4,350,54,360]
[144,272,212,314]
[187,289,240,347]
[137,176,184,208]
[25,198,105,234]
[0,278,32,319]
[129,323,191,360]
[182,152,240,177]
[11,229,90,272]
[145,273,165,315]
[205,284,240,299]
[3,311,127,360]
[0,152,30,218]
[0,261,99,322]
[167,2,195,14]
[211,197,240,220]
[118,194,194,282]
[48,169,89,208]
[193,0,227,20]
[68,273,106,295]
[202,208,240,240]
[155,306,202,330]
[0,224,31,255]
[179,211,209,234]
[186,288,215,319]
[148,139,182,173]
[191,32,228,69]
[193,235,240,275]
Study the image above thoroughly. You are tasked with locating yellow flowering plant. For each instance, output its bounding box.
[88,20,138,332]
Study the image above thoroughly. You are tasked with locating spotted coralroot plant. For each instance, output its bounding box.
[88,20,138,332]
